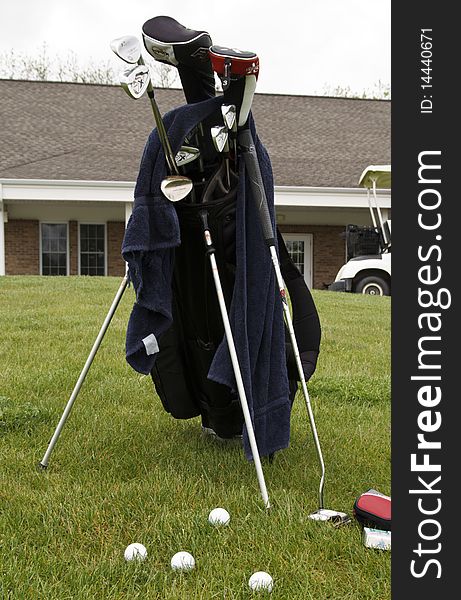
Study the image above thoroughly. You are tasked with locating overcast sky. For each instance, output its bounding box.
[0,0,390,95]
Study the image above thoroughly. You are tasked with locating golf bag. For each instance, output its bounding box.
[150,159,319,439]
[151,160,245,437]
[41,22,324,512]
[123,76,322,462]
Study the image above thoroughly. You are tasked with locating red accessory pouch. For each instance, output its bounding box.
[354,489,391,531]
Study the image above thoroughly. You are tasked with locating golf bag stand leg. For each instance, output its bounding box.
[239,128,342,518]
[199,209,270,509]
[39,273,129,469]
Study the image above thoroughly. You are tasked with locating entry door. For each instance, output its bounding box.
[282,234,313,288]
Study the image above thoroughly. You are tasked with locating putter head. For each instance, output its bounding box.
[309,509,350,525]
[119,65,150,99]
[110,35,142,64]
[175,146,200,167]
[211,125,228,153]
[160,176,193,202]
[221,104,236,130]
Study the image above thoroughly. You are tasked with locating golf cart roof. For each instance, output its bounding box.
[359,165,391,189]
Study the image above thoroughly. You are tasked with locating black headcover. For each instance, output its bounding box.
[142,16,215,103]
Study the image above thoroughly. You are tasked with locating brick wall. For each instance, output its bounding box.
[5,219,126,277]
[107,221,125,276]
[4,219,342,285]
[4,219,40,275]
[278,224,345,289]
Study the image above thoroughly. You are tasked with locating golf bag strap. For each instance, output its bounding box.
[277,228,320,349]
[277,228,321,380]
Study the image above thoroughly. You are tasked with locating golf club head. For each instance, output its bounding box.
[119,65,150,99]
[211,125,228,153]
[309,509,350,524]
[142,32,178,67]
[110,35,142,64]
[142,16,215,104]
[209,46,259,87]
[160,176,193,202]
[142,16,211,68]
[221,104,236,130]
[175,146,200,167]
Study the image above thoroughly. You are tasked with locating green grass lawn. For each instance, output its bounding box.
[0,277,390,599]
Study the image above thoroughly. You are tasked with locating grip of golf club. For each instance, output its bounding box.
[238,129,275,245]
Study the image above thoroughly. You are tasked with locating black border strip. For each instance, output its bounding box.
[392,2,457,596]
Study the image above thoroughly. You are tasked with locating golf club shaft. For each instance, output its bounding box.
[239,127,326,509]
[39,274,129,468]
[196,123,206,179]
[138,58,179,176]
[224,140,231,189]
[200,211,270,509]
[269,244,325,508]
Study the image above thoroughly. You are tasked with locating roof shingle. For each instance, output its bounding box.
[0,79,390,187]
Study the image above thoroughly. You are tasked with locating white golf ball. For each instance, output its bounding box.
[208,507,230,526]
[248,571,274,592]
[124,542,147,562]
[170,551,195,571]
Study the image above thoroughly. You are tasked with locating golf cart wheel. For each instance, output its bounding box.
[354,275,390,296]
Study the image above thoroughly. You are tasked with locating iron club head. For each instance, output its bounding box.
[221,104,236,130]
[175,146,200,167]
[160,176,194,202]
[110,35,142,64]
[119,65,150,99]
[211,125,229,153]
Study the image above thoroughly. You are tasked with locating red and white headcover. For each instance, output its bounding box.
[209,46,259,79]
[354,489,391,530]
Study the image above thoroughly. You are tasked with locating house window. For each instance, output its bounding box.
[41,223,68,276]
[283,234,313,288]
[80,224,105,276]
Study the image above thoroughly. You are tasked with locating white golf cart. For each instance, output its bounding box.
[328,165,391,296]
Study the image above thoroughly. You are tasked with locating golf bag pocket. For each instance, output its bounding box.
[185,338,244,439]
[353,489,391,531]
[151,323,200,420]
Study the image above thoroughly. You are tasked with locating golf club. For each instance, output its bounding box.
[110,35,142,64]
[221,104,236,129]
[221,104,237,167]
[119,64,150,99]
[142,16,217,179]
[210,45,347,523]
[142,16,215,104]
[210,124,230,188]
[210,125,228,153]
[119,67,200,171]
[39,33,197,467]
[111,35,193,202]
[175,145,201,167]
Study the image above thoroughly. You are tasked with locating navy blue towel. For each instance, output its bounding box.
[122,97,291,458]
